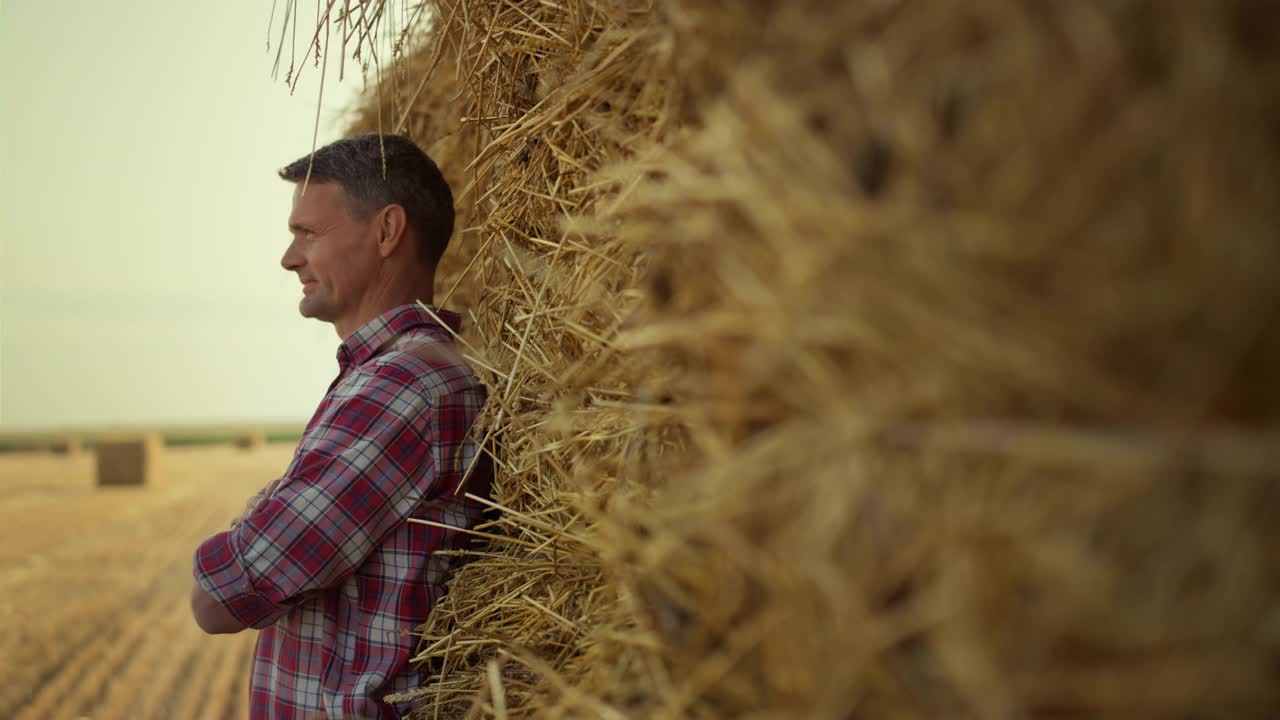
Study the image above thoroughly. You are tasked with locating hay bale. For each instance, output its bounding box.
[329,0,1280,717]
[51,434,82,457]
[233,430,267,451]
[95,433,164,487]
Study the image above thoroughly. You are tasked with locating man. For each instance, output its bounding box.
[190,133,491,720]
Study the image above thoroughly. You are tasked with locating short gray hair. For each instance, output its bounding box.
[279,133,454,267]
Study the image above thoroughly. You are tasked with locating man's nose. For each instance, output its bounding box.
[281,239,303,271]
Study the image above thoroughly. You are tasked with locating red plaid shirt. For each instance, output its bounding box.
[194,303,490,719]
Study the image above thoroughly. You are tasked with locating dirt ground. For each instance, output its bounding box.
[0,443,296,719]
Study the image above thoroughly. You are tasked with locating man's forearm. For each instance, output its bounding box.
[190,576,247,634]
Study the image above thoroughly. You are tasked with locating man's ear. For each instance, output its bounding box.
[376,204,410,258]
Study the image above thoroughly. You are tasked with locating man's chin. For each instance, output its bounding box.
[298,298,329,320]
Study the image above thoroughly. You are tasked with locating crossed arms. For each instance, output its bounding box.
[188,360,472,635]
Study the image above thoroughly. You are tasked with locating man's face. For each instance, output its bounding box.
[281,182,378,324]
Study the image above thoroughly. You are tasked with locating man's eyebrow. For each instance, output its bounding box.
[288,221,312,232]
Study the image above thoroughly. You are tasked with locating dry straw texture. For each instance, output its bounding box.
[300,0,1280,717]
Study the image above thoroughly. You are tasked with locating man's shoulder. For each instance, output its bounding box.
[365,330,485,400]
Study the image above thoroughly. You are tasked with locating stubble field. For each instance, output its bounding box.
[0,443,294,719]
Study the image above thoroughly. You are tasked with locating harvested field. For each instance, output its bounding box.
[0,444,290,719]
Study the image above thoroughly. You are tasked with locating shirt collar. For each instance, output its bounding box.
[336,303,461,371]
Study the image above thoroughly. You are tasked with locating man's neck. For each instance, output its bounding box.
[334,278,435,341]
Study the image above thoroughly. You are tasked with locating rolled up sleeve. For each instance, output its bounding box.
[192,361,446,627]
[194,529,292,629]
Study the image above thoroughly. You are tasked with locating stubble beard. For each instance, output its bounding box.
[299,291,336,321]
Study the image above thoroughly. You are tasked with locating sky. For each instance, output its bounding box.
[1,0,378,430]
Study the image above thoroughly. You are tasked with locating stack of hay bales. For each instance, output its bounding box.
[330,0,1280,717]
[95,432,164,487]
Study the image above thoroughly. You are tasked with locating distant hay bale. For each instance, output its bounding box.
[95,433,164,487]
[233,430,267,451]
[51,435,82,457]
[330,0,1280,717]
